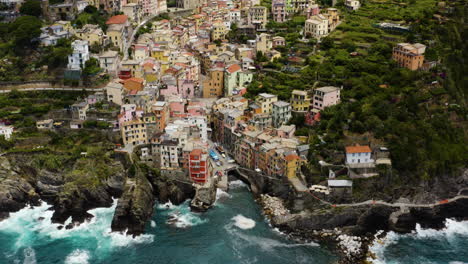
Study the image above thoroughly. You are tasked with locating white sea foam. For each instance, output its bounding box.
[232,215,256,230]
[64,249,90,264]
[368,219,468,264]
[22,247,36,264]
[0,199,154,259]
[158,201,175,210]
[216,188,231,199]
[150,221,156,228]
[225,221,318,253]
[161,201,208,228]
[229,180,246,189]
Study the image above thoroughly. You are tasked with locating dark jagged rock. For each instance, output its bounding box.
[0,157,40,221]
[190,183,216,212]
[111,172,155,236]
[50,159,126,224]
[51,186,113,224]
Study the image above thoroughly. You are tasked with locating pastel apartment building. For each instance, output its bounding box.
[121,119,148,146]
[392,43,426,71]
[304,14,328,39]
[272,0,287,22]
[99,50,120,76]
[256,93,278,114]
[67,40,89,70]
[106,15,130,52]
[203,68,225,98]
[248,6,268,30]
[272,101,292,128]
[345,145,373,165]
[345,0,360,11]
[106,82,125,105]
[312,86,340,111]
[153,101,170,132]
[189,148,209,184]
[75,24,106,46]
[290,89,311,112]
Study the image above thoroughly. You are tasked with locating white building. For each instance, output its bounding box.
[67,40,90,70]
[99,50,120,76]
[272,101,292,128]
[229,9,241,24]
[106,82,125,105]
[304,14,329,39]
[345,145,373,164]
[0,125,14,140]
[345,0,360,11]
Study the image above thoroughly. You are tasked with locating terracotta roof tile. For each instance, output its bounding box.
[285,154,300,161]
[345,145,371,154]
[106,15,128,25]
[226,64,241,73]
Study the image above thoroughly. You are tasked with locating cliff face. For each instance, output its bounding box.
[111,172,155,236]
[0,157,40,220]
[0,153,127,225]
[110,163,195,235]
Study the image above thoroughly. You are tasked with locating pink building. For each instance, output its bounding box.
[179,80,196,98]
[187,101,206,117]
[272,36,286,47]
[276,125,295,139]
[312,86,341,111]
[272,0,287,22]
[118,104,144,127]
[159,75,179,97]
[307,4,320,19]
[167,96,186,117]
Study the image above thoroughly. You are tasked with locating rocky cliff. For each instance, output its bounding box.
[111,170,155,236]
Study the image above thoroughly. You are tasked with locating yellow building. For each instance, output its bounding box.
[326,8,340,32]
[248,6,268,30]
[151,49,169,62]
[290,90,311,112]
[107,24,126,52]
[121,119,147,146]
[285,154,302,179]
[121,59,142,78]
[256,93,278,114]
[211,21,228,41]
[75,24,105,46]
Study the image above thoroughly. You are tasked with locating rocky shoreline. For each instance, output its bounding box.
[257,190,468,263]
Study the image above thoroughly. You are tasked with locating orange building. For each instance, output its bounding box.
[123,77,145,91]
[202,68,224,98]
[392,43,426,71]
[152,101,169,132]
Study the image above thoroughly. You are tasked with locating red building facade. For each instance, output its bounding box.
[189,149,208,184]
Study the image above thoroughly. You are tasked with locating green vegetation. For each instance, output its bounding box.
[72,6,109,30]
[19,0,42,17]
[0,15,74,81]
[247,0,467,179]
[0,90,85,129]
[83,57,102,76]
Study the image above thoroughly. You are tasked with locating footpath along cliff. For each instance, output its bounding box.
[234,167,468,263]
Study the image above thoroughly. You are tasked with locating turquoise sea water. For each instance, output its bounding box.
[0,180,466,264]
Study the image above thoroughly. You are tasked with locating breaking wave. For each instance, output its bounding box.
[159,200,208,228]
[64,249,90,264]
[369,219,468,264]
[225,219,318,253]
[229,180,247,189]
[0,199,154,263]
